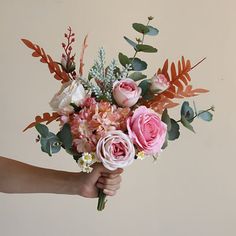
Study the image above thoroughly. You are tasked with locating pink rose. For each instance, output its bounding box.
[96,130,135,170]
[127,106,167,155]
[113,78,141,107]
[150,73,169,94]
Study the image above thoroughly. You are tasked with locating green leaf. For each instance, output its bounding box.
[198,111,213,121]
[118,53,131,67]
[35,123,49,138]
[40,132,61,156]
[73,153,82,162]
[181,116,195,133]
[168,119,180,141]
[139,80,153,100]
[161,109,172,132]
[57,123,72,150]
[161,135,168,149]
[181,101,195,123]
[146,26,159,36]
[136,44,158,53]
[131,58,147,71]
[128,72,147,81]
[132,23,150,34]
[124,36,137,49]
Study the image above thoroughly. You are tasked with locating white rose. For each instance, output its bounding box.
[49,80,86,114]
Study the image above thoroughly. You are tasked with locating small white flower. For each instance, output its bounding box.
[136,151,146,160]
[78,152,97,173]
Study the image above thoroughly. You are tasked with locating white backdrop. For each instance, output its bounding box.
[0,0,236,235]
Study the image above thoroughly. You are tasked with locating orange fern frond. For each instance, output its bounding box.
[21,39,70,83]
[148,95,179,114]
[79,34,88,76]
[23,112,60,132]
[143,56,208,113]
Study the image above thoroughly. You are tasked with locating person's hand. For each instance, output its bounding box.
[76,163,123,198]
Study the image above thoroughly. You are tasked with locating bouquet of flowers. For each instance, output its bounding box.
[22,17,214,211]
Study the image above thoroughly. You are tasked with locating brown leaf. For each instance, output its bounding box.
[23,112,60,132]
[141,57,209,114]
[21,38,69,83]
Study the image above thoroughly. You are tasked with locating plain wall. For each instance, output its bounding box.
[0,0,235,235]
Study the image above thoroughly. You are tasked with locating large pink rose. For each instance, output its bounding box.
[96,130,135,170]
[127,106,167,155]
[113,78,141,107]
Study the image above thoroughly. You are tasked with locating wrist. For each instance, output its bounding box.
[60,172,83,195]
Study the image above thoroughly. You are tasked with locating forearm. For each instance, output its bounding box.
[0,156,80,195]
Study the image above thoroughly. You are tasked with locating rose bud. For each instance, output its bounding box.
[113,78,141,107]
[150,73,169,94]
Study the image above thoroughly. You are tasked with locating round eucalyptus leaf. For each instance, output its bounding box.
[168,119,180,141]
[136,44,158,53]
[198,111,213,122]
[181,101,194,123]
[146,26,159,36]
[128,72,147,81]
[118,53,131,67]
[131,58,147,71]
[124,36,137,49]
[132,23,150,34]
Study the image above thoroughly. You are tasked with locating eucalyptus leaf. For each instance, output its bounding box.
[130,58,147,71]
[57,123,72,150]
[138,80,153,100]
[181,101,195,123]
[168,119,180,141]
[136,44,158,53]
[35,123,49,138]
[161,109,171,132]
[73,154,82,162]
[181,116,195,133]
[118,53,131,67]
[161,135,168,149]
[124,36,137,49]
[128,72,147,81]
[146,26,159,36]
[40,132,61,156]
[132,23,150,34]
[198,111,213,121]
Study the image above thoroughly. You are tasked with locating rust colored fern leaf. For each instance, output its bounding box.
[23,112,60,132]
[143,57,208,113]
[79,34,88,76]
[21,39,70,83]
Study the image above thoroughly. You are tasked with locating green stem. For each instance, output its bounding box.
[97,189,107,211]
[130,19,151,65]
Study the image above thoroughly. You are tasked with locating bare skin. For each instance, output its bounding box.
[0,156,123,197]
